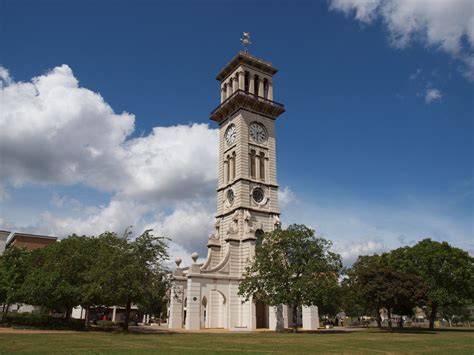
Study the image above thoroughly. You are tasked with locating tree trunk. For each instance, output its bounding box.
[429,305,437,330]
[1,304,6,322]
[123,301,132,331]
[275,305,284,332]
[84,306,90,328]
[1,304,10,323]
[387,309,392,330]
[376,309,382,328]
[292,305,298,333]
[65,306,72,321]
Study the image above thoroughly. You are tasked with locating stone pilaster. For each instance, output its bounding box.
[302,305,319,330]
[185,277,201,330]
[168,283,185,329]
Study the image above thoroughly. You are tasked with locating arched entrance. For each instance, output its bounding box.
[209,290,226,328]
[256,301,269,328]
[201,296,208,328]
[255,229,264,247]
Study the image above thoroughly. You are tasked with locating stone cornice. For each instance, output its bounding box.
[217,177,279,192]
[215,206,280,219]
[210,90,285,123]
[216,51,278,81]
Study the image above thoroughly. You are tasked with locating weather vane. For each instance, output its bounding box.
[240,32,251,53]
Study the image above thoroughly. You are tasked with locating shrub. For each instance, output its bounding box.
[3,313,85,330]
[96,320,123,329]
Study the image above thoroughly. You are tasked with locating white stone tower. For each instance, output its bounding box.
[168,49,318,331]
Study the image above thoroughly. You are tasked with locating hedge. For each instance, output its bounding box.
[2,313,85,330]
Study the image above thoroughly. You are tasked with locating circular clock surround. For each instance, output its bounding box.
[252,187,265,203]
[225,124,236,146]
[226,189,235,205]
[249,122,266,144]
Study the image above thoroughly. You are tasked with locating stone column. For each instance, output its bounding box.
[238,71,245,90]
[112,306,117,322]
[249,75,255,94]
[229,156,235,181]
[233,75,239,92]
[223,160,228,183]
[168,283,184,329]
[249,298,257,330]
[269,305,288,331]
[258,78,264,97]
[227,79,233,97]
[185,278,201,330]
[255,155,260,181]
[268,82,273,100]
[221,86,226,103]
[302,306,319,330]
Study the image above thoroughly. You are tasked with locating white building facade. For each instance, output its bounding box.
[168,51,319,331]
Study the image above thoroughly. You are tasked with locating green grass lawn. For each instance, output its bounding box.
[0,328,473,354]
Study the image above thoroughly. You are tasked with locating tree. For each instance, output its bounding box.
[238,224,343,332]
[346,255,426,329]
[85,229,169,330]
[388,239,474,330]
[0,247,32,321]
[22,235,97,320]
[137,272,169,321]
[439,304,472,327]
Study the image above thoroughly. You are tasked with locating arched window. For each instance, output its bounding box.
[263,78,269,99]
[226,155,230,183]
[229,78,234,95]
[250,150,256,178]
[255,229,264,247]
[244,71,250,93]
[231,152,236,180]
[254,75,259,97]
[259,152,265,180]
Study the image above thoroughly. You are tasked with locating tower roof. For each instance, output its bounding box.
[216,51,278,81]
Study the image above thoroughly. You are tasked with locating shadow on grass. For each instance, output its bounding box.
[377,327,474,335]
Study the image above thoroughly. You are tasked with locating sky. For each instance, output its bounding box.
[0,0,473,265]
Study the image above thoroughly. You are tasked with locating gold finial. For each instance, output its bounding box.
[240,32,251,53]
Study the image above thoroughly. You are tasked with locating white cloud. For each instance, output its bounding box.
[409,68,423,80]
[281,192,473,265]
[0,65,218,202]
[145,202,214,255]
[0,66,12,88]
[329,0,474,79]
[35,198,148,238]
[278,186,296,209]
[335,239,386,265]
[425,87,442,103]
[50,193,83,211]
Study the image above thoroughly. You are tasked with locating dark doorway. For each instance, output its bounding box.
[256,301,268,328]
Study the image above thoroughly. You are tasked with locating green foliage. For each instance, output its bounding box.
[0,228,169,331]
[22,235,98,316]
[96,320,124,329]
[0,247,32,318]
[345,255,427,327]
[4,313,85,330]
[84,229,169,329]
[238,224,343,330]
[387,239,474,329]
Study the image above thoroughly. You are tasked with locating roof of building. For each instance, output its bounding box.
[216,51,278,81]
[6,232,58,246]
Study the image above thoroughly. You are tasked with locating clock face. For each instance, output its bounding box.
[225,124,236,146]
[249,123,266,144]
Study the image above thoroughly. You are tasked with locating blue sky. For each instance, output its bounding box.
[1,0,473,264]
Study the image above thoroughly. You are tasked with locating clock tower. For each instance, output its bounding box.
[168,48,318,331]
[210,51,285,253]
